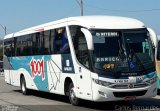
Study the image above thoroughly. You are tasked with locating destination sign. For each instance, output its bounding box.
[96,32,119,37]
[96,57,120,62]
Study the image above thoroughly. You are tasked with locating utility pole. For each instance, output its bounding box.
[76,0,83,16]
[0,24,7,36]
[80,0,83,16]
[0,24,7,64]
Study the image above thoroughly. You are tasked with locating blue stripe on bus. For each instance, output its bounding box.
[10,55,51,92]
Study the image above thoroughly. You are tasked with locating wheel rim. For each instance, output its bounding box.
[21,80,25,92]
[70,88,77,103]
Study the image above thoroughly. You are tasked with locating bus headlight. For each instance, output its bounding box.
[92,78,113,87]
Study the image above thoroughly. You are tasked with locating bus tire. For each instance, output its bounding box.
[20,76,28,95]
[69,83,79,106]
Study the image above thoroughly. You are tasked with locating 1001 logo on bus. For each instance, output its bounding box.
[30,57,45,81]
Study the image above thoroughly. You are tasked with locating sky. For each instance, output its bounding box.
[0,0,160,38]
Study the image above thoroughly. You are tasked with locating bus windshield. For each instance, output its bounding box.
[91,29,155,76]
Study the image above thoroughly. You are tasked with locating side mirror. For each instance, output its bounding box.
[147,28,158,48]
[81,28,93,50]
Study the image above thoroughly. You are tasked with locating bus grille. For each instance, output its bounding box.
[113,90,147,98]
[110,83,148,89]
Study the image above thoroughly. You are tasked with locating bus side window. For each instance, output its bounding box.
[32,33,37,55]
[54,28,62,53]
[157,41,160,60]
[43,30,50,55]
[54,28,70,54]
[50,29,55,54]
[4,38,15,57]
[77,31,89,68]
[61,29,70,54]
[70,26,89,69]
[4,40,8,56]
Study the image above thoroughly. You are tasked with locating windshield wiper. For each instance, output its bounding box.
[118,40,127,62]
[112,40,126,73]
[132,51,146,71]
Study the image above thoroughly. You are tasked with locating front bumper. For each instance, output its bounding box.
[92,81,157,102]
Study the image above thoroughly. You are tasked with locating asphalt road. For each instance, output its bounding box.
[0,76,160,111]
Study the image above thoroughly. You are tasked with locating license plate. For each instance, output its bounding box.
[129,77,137,83]
[124,96,136,101]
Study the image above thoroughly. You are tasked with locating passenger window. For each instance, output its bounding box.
[43,30,50,54]
[50,29,55,54]
[54,28,70,54]
[4,38,14,57]
[4,28,70,56]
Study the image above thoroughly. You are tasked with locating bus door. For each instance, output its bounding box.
[3,55,12,84]
[4,38,14,84]
[71,27,92,100]
[10,38,15,85]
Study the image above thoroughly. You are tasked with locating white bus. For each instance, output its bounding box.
[4,16,157,105]
[155,35,160,89]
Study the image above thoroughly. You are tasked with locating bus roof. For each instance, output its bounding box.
[4,15,145,39]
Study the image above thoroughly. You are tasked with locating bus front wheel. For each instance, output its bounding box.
[20,76,28,95]
[69,83,79,106]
